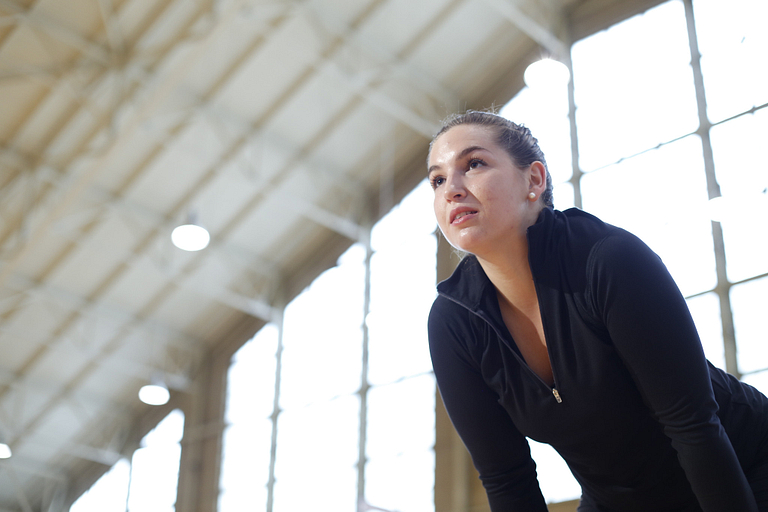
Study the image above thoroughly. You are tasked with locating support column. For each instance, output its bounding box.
[433,232,478,512]
[175,315,264,512]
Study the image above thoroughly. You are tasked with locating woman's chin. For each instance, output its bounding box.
[449,236,482,256]
[442,228,492,256]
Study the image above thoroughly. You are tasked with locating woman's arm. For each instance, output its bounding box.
[429,297,549,511]
[589,232,758,512]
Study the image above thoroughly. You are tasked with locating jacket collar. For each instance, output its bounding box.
[437,207,611,309]
[436,207,558,312]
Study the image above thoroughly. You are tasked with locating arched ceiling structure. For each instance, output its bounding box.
[0,0,661,509]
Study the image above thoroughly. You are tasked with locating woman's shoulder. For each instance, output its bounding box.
[555,209,658,265]
[429,293,483,330]
[558,207,625,241]
[528,208,631,286]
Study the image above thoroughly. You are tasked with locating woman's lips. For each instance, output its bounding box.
[451,210,478,225]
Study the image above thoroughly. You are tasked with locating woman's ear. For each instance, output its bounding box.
[528,161,547,194]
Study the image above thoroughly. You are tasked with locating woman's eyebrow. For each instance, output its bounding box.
[428,145,487,175]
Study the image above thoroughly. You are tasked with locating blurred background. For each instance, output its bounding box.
[0,0,765,511]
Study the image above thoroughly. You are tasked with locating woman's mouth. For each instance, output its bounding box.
[452,210,478,224]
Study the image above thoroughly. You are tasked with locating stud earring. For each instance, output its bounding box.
[528,192,536,201]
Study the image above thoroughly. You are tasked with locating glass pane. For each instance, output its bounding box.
[280,244,365,409]
[743,370,768,397]
[141,409,185,446]
[70,459,131,512]
[553,181,575,211]
[686,292,725,369]
[369,180,437,385]
[219,325,278,510]
[365,375,436,512]
[367,179,437,510]
[710,107,768,198]
[368,237,435,385]
[580,136,716,297]
[128,409,185,512]
[226,324,278,423]
[273,396,359,512]
[528,439,581,504]
[693,0,768,123]
[218,418,272,512]
[500,85,572,186]
[571,0,698,172]
[371,180,437,251]
[731,277,768,378]
[709,109,768,282]
[367,375,436,459]
[366,452,434,512]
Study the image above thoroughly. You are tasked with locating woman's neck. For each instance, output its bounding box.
[476,235,538,311]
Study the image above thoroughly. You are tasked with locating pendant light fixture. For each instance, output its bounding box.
[0,437,11,459]
[139,375,170,406]
[523,57,571,91]
[171,211,210,252]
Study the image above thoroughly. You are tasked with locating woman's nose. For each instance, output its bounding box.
[444,175,466,201]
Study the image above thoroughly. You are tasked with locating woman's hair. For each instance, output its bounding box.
[430,110,554,209]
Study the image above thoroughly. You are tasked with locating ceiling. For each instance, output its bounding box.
[0,0,661,509]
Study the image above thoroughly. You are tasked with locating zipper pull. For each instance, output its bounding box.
[552,388,563,403]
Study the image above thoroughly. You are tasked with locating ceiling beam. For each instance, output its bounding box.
[292,3,440,137]
[0,0,111,65]
[36,438,123,467]
[284,195,367,242]
[0,459,67,483]
[5,273,205,352]
[481,0,569,58]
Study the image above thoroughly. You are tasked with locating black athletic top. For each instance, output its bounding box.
[428,207,768,512]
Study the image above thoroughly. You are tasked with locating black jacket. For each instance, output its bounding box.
[429,207,767,512]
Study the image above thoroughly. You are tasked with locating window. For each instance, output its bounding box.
[219,182,437,512]
[71,409,184,512]
[70,459,130,512]
[127,409,184,512]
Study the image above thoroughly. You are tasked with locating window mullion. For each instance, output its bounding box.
[357,228,373,512]
[266,308,285,512]
[682,0,739,377]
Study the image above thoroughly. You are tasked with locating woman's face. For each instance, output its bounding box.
[428,124,541,256]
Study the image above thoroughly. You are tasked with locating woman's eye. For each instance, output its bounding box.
[430,176,445,189]
[468,159,484,170]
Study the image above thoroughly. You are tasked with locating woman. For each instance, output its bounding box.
[427,110,768,511]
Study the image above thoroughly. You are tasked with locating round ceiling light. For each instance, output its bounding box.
[0,443,11,459]
[523,58,571,90]
[171,222,210,252]
[139,381,170,406]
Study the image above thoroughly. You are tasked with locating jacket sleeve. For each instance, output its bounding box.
[588,232,758,512]
[428,297,549,512]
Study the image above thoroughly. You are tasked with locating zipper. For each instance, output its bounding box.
[471,306,564,404]
[439,285,565,404]
[531,279,563,405]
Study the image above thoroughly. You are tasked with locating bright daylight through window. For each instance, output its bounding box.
[219,181,437,512]
[70,409,184,512]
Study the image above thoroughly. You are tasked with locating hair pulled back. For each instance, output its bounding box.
[430,110,554,209]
